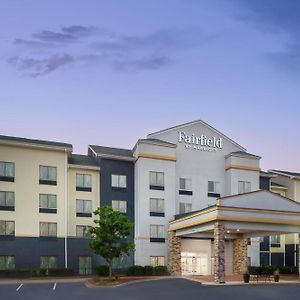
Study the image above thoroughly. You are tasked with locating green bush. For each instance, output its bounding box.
[47,268,73,276]
[96,265,109,277]
[127,265,145,276]
[153,266,169,276]
[278,266,298,274]
[0,269,32,278]
[35,268,47,276]
[143,265,154,276]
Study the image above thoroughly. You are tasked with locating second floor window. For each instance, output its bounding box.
[150,198,164,217]
[238,181,251,194]
[0,191,15,211]
[0,221,15,236]
[76,225,91,238]
[150,224,165,241]
[39,166,57,185]
[76,199,92,217]
[111,175,127,188]
[39,194,57,213]
[0,161,15,182]
[112,200,127,213]
[179,202,192,214]
[149,171,164,190]
[40,222,57,237]
[76,174,92,192]
[208,181,220,196]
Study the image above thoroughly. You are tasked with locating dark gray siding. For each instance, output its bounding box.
[260,176,270,190]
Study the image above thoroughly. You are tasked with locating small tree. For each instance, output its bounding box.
[90,205,134,279]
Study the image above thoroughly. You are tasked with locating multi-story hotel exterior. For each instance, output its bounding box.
[0,120,300,281]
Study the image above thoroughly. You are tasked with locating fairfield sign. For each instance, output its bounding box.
[178,131,223,152]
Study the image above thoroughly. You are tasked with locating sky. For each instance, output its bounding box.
[0,0,300,171]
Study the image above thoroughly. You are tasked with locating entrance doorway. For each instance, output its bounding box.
[181,252,209,275]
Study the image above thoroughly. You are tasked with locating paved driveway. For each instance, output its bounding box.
[1,278,300,300]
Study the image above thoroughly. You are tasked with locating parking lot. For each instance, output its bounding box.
[1,278,300,300]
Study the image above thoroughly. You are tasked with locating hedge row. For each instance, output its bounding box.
[248,266,298,275]
[0,268,74,278]
[96,265,169,277]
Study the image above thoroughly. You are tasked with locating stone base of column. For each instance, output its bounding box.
[214,221,225,283]
[233,237,248,274]
[168,230,182,275]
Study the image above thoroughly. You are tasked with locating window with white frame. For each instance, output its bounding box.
[179,202,192,214]
[0,221,15,236]
[111,175,127,188]
[179,178,192,191]
[238,181,251,194]
[76,199,92,216]
[150,198,164,214]
[39,166,57,183]
[76,225,91,238]
[150,225,165,238]
[208,181,220,194]
[0,256,15,270]
[76,174,92,191]
[112,200,127,213]
[39,222,57,237]
[150,256,165,267]
[149,171,164,188]
[0,191,15,209]
[0,161,15,180]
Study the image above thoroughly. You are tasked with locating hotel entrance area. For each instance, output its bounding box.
[168,190,300,283]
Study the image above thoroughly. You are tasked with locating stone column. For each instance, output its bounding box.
[214,221,225,283]
[168,230,181,275]
[233,237,248,274]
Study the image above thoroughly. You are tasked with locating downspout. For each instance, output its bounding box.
[64,149,68,269]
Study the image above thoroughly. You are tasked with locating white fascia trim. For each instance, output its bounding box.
[132,139,176,153]
[269,170,300,180]
[147,119,246,152]
[68,164,100,171]
[225,152,261,160]
[270,185,288,190]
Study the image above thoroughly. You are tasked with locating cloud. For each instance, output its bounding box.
[7,54,74,77]
[7,25,219,76]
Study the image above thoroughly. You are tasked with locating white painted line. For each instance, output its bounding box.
[16,284,23,291]
[53,282,57,291]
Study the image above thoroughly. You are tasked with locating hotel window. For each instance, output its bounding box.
[79,256,92,275]
[76,199,92,217]
[179,178,192,195]
[39,166,57,185]
[0,191,15,211]
[76,174,92,192]
[270,235,281,248]
[208,181,221,197]
[0,256,15,270]
[179,202,192,214]
[150,225,165,243]
[112,200,127,213]
[40,222,57,237]
[76,225,91,238]
[0,221,15,236]
[149,171,164,190]
[238,181,251,194]
[150,256,165,267]
[39,194,57,213]
[0,161,15,182]
[111,174,127,188]
[150,198,164,217]
[40,256,57,270]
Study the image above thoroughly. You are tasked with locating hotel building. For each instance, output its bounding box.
[0,120,299,282]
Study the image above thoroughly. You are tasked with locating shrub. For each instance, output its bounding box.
[96,265,109,277]
[143,265,154,276]
[47,268,73,276]
[278,266,298,274]
[0,269,32,278]
[35,268,47,276]
[127,265,145,276]
[153,266,169,276]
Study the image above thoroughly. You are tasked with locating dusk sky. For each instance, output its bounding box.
[1,0,299,171]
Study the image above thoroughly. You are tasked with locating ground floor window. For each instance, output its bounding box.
[79,256,92,275]
[0,256,15,270]
[113,254,129,269]
[40,256,57,270]
[150,256,164,267]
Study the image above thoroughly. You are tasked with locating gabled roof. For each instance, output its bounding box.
[226,151,261,160]
[0,134,72,151]
[89,145,134,161]
[269,169,300,179]
[68,154,98,168]
[147,119,246,151]
[260,171,277,178]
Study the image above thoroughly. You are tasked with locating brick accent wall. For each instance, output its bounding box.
[168,230,181,275]
[213,221,225,283]
[233,237,248,274]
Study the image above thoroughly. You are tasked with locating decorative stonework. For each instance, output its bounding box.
[233,237,248,274]
[168,230,181,275]
[214,221,225,283]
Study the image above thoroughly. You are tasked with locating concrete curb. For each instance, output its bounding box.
[0,277,90,285]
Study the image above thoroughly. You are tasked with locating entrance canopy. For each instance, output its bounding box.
[170,190,300,239]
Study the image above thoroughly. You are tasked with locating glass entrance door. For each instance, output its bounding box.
[181,252,209,275]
